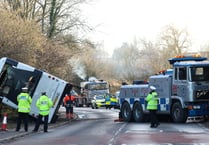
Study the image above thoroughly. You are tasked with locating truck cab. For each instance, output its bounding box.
[119,54,209,123]
[150,56,209,122]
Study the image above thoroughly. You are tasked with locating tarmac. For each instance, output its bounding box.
[0,107,77,144]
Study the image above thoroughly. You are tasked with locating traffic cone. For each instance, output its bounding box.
[1,113,8,131]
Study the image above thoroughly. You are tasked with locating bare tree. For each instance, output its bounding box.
[139,39,163,76]
[112,42,144,83]
[1,0,40,19]
[0,10,72,79]
[0,10,43,64]
[159,24,191,57]
[1,0,93,39]
[69,38,112,81]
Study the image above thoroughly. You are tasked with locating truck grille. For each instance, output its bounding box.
[196,90,209,100]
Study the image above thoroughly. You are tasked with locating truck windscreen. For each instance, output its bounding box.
[89,83,108,90]
[190,66,209,81]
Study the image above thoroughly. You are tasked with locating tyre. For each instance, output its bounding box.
[133,102,144,122]
[95,104,98,109]
[121,102,132,122]
[171,102,187,123]
[91,103,95,109]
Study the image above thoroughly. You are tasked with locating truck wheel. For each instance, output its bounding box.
[121,102,132,122]
[171,102,187,123]
[133,102,144,122]
[91,103,96,109]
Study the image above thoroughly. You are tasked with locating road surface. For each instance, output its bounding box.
[5,107,209,145]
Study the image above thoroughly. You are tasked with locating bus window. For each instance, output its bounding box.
[0,65,9,93]
[0,65,41,104]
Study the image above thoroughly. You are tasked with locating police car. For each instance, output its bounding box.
[91,95,106,109]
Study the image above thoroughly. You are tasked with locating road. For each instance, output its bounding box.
[5,107,209,145]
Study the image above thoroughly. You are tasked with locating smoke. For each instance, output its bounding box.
[69,58,86,80]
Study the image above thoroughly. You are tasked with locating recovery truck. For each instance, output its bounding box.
[119,54,209,123]
[0,57,72,123]
[80,77,110,107]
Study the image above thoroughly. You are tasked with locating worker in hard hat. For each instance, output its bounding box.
[145,86,160,128]
[16,87,32,132]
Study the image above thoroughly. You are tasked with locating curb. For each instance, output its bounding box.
[0,113,78,143]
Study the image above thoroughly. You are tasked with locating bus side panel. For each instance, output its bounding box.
[30,72,67,123]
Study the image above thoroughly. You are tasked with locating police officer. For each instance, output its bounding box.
[110,95,117,109]
[16,87,32,132]
[33,92,53,132]
[105,93,111,109]
[145,86,160,128]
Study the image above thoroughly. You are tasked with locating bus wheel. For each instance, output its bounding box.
[133,102,144,122]
[171,102,187,123]
[121,102,132,122]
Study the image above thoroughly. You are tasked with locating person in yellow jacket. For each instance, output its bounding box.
[33,92,53,132]
[145,86,160,128]
[105,93,111,109]
[16,87,32,132]
[110,95,117,109]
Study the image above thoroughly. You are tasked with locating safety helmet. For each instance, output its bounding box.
[22,87,28,93]
[22,87,28,90]
[150,86,156,90]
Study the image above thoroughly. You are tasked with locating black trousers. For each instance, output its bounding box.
[69,106,73,114]
[16,112,29,131]
[65,106,73,114]
[65,106,70,114]
[149,110,158,126]
[33,114,49,132]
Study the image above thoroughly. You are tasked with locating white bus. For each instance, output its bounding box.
[0,57,72,123]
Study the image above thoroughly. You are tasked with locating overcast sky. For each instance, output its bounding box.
[81,0,209,55]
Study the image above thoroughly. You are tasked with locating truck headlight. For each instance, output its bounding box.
[193,105,201,109]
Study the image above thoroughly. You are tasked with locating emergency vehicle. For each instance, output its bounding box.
[80,77,109,107]
[0,57,72,123]
[119,54,209,123]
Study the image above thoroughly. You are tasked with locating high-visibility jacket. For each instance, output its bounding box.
[110,97,117,105]
[36,95,53,116]
[145,91,158,110]
[63,95,75,107]
[105,96,111,105]
[17,92,32,113]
